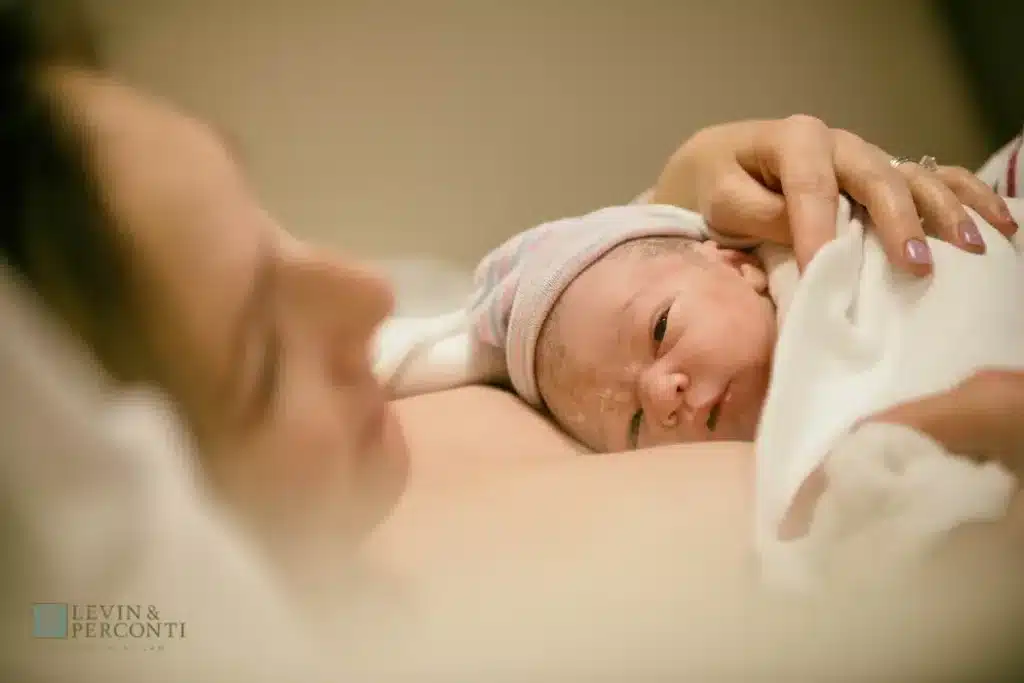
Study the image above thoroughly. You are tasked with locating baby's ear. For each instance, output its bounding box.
[694,241,768,293]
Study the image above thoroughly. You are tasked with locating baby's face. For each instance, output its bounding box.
[538,240,776,452]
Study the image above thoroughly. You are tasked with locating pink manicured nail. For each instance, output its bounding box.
[904,238,933,265]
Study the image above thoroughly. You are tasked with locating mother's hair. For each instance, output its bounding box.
[0,0,148,380]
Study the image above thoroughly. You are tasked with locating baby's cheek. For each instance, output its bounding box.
[562,409,589,429]
[561,410,601,450]
[548,399,602,451]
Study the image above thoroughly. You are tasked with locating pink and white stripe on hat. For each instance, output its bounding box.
[468,203,710,407]
[977,129,1023,198]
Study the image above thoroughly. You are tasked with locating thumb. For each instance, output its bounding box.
[702,164,792,247]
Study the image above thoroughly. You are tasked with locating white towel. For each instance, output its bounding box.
[755,197,1024,591]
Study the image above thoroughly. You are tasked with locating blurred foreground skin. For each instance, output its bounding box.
[327,392,1024,682]
[7,341,1023,682]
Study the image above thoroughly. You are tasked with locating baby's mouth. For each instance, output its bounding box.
[706,402,721,432]
[706,383,730,432]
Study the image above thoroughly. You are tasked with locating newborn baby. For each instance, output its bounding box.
[531,235,774,452]
[465,202,789,453]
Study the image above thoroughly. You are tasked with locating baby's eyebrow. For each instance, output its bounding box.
[615,293,646,349]
[617,289,644,318]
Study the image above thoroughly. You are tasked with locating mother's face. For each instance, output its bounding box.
[51,68,408,554]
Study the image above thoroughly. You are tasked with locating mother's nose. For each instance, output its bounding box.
[295,248,393,327]
[639,370,688,427]
[334,264,395,337]
[281,245,396,367]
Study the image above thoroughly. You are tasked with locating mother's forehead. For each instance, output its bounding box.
[55,71,278,357]
[57,71,268,254]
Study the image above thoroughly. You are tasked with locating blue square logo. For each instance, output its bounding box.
[32,603,68,639]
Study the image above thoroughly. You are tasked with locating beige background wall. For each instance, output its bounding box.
[85,0,988,267]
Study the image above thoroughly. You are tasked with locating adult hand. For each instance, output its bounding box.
[652,116,1019,275]
[870,368,1024,473]
[863,369,1024,557]
[780,369,1024,541]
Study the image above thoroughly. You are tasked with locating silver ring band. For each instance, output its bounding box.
[890,155,940,171]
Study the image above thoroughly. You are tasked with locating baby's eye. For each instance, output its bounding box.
[628,410,643,449]
[652,308,670,344]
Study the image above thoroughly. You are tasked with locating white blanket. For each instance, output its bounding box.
[755,197,1024,590]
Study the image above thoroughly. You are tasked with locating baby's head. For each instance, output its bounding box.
[471,204,777,452]
[538,236,775,451]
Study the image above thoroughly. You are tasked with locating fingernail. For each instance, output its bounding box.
[957,219,985,248]
[904,238,933,266]
[999,204,1019,233]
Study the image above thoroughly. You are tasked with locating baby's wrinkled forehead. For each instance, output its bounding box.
[534,235,703,448]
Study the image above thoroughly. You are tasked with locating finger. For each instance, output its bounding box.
[935,165,1019,239]
[831,129,932,276]
[702,162,791,243]
[744,115,840,271]
[896,161,985,254]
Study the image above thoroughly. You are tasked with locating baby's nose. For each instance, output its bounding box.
[642,372,688,427]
